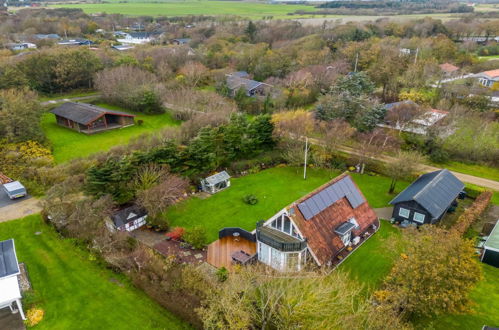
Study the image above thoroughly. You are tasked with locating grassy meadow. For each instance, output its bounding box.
[165,166,409,243]
[0,214,189,329]
[49,0,464,21]
[42,103,179,163]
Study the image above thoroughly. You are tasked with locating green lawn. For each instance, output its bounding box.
[337,219,499,329]
[420,264,499,329]
[50,1,317,19]
[340,220,403,290]
[49,0,458,20]
[42,103,179,163]
[165,166,408,242]
[433,161,499,182]
[0,215,189,329]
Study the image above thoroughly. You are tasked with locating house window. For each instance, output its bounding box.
[413,212,425,223]
[259,243,270,264]
[283,218,291,235]
[286,253,299,271]
[276,217,282,231]
[399,207,410,219]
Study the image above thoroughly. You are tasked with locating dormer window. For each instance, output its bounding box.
[335,222,356,246]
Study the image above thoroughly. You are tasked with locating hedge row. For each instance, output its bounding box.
[452,191,493,235]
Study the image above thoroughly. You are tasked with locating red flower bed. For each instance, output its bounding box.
[165,227,185,240]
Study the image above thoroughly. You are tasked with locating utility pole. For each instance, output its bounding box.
[303,137,308,180]
[414,47,419,65]
[354,52,359,73]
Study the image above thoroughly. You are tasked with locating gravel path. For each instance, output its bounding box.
[0,198,42,223]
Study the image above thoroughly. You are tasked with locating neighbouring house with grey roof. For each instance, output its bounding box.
[50,102,136,134]
[172,38,191,45]
[34,34,60,40]
[226,72,272,97]
[482,220,499,268]
[201,171,231,194]
[0,239,26,321]
[389,169,464,225]
[110,206,147,232]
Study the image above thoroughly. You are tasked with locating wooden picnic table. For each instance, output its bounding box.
[231,250,252,264]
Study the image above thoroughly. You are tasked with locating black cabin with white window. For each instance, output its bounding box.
[390,169,464,225]
[111,206,147,232]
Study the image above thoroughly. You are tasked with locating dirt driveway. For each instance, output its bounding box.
[0,198,42,223]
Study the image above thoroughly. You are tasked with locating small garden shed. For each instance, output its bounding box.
[201,171,231,194]
[482,220,499,268]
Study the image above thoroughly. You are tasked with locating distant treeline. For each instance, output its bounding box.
[313,1,474,15]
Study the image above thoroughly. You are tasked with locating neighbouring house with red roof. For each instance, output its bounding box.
[475,69,499,88]
[439,63,459,76]
[255,173,379,271]
[50,102,136,134]
[207,173,379,272]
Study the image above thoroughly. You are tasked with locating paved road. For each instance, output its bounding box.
[303,136,499,191]
[40,94,99,106]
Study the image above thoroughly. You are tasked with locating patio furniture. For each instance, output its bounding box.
[231,250,252,264]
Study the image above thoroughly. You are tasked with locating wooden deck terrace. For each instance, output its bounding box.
[207,236,256,269]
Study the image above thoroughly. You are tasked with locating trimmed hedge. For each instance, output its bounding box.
[452,191,493,235]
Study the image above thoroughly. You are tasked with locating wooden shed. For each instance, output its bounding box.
[50,102,135,134]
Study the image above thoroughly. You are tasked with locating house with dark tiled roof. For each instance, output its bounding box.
[390,169,464,225]
[256,173,379,271]
[110,206,147,232]
[50,102,136,134]
[226,72,272,97]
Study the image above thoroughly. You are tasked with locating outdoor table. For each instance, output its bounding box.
[231,250,251,264]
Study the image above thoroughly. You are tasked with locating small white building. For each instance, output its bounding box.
[474,69,499,87]
[111,206,147,232]
[0,239,26,321]
[200,171,231,194]
[116,32,160,45]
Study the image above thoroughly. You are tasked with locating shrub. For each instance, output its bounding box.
[165,227,185,240]
[452,191,493,235]
[183,226,207,249]
[243,194,258,205]
[26,307,44,327]
[215,267,229,282]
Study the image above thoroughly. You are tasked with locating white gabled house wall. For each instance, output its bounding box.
[255,208,319,271]
[122,214,147,232]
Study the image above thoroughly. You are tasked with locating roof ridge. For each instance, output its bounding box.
[292,172,350,206]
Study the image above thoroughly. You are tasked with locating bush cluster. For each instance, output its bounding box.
[452,191,493,235]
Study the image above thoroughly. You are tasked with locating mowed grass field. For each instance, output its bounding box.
[42,103,179,163]
[51,0,317,19]
[0,214,189,329]
[49,0,463,20]
[165,166,409,243]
